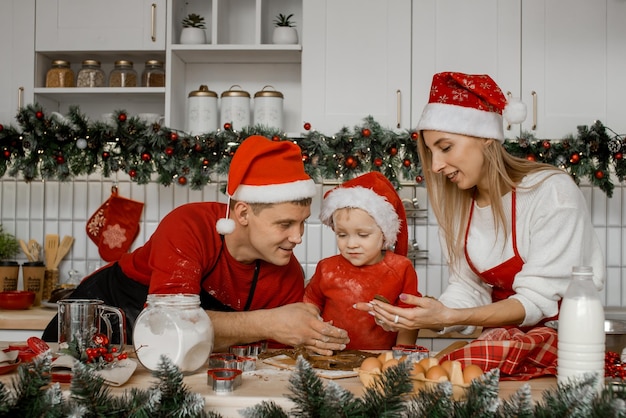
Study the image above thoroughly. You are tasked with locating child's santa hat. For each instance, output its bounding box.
[216,135,317,234]
[416,72,526,142]
[319,172,408,256]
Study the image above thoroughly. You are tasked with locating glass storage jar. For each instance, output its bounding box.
[253,85,284,130]
[187,84,218,135]
[76,59,106,87]
[109,60,138,87]
[45,60,74,88]
[133,294,214,373]
[220,85,251,130]
[141,60,165,87]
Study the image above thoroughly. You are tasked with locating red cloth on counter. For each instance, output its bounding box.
[440,326,558,381]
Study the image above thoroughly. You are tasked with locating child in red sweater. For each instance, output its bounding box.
[304,172,420,350]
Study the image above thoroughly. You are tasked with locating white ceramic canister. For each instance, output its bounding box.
[253,85,284,130]
[220,85,251,130]
[133,294,214,373]
[187,85,218,135]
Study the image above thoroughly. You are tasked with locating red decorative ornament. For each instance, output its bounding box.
[303,122,311,131]
[389,147,398,156]
[128,169,137,178]
[102,151,110,159]
[542,140,551,149]
[402,159,411,167]
[170,132,179,142]
[526,154,536,162]
[141,152,151,162]
[0,124,4,132]
[92,333,109,346]
[118,113,127,122]
[165,146,174,156]
[302,153,310,163]
[272,135,281,142]
[569,153,580,164]
[2,149,10,159]
[35,111,44,119]
[615,152,623,160]
[194,143,202,152]
[595,170,605,179]
[415,175,424,183]
[178,176,187,185]
[345,156,358,169]
[202,158,210,166]
[410,131,419,140]
[56,155,65,164]
[224,122,232,130]
[373,157,383,167]
[362,128,371,137]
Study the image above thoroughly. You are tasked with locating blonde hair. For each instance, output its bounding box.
[417,136,562,271]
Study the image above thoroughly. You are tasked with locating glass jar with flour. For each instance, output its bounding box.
[133,294,214,373]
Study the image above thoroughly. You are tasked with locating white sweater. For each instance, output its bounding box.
[438,170,606,334]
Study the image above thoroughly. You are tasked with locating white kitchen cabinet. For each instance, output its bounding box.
[35,0,166,51]
[0,0,35,124]
[301,0,412,134]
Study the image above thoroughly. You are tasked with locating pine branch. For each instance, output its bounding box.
[240,400,289,418]
[361,359,413,417]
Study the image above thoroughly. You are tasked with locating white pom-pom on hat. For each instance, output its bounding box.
[216,218,235,235]
[503,97,527,125]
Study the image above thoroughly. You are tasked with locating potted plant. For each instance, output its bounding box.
[180,13,207,45]
[272,13,298,44]
[0,224,20,291]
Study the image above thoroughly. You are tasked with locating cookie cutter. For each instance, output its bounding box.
[209,353,256,371]
[207,368,243,392]
[229,341,267,357]
[392,344,430,362]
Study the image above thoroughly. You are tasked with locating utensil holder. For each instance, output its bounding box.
[43,268,59,301]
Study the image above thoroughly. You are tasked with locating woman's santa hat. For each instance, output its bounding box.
[216,135,317,234]
[319,172,408,256]
[416,72,526,142]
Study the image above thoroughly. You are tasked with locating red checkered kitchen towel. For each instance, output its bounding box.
[440,327,558,381]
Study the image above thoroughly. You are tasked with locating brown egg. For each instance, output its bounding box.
[377,351,394,363]
[382,358,400,371]
[425,364,449,381]
[360,357,383,373]
[440,360,455,376]
[418,357,439,372]
[463,364,484,383]
[410,362,426,376]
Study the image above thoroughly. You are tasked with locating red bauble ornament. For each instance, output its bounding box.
[194,143,202,152]
[35,111,44,119]
[165,146,174,156]
[141,152,151,161]
[224,122,232,130]
[170,132,179,142]
[2,149,10,159]
[272,135,281,142]
[569,153,580,164]
[178,176,187,185]
[615,152,623,160]
[389,147,398,156]
[403,158,411,167]
[542,140,551,149]
[416,175,424,183]
[595,170,605,179]
[362,128,371,137]
[526,154,536,162]
[0,124,4,132]
[345,156,357,169]
[410,131,419,140]
[56,155,65,164]
[118,113,127,122]
[128,169,137,178]
[202,158,210,166]
[102,151,110,159]
[303,122,311,131]
[373,157,383,167]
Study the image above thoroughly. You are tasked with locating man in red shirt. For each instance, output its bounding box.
[42,135,349,355]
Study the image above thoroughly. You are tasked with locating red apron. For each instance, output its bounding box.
[441,190,558,380]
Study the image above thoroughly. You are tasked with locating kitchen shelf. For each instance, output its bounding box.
[170,44,301,64]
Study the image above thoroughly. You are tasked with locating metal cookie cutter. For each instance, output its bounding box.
[207,368,243,393]
[209,353,238,369]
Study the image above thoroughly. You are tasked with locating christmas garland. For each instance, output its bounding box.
[0,104,624,197]
[1,354,625,417]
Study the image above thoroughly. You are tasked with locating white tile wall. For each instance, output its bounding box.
[0,176,623,308]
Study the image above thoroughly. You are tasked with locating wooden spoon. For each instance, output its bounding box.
[19,239,34,262]
[45,234,59,270]
[52,235,74,269]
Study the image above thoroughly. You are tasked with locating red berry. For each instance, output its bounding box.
[141,152,151,161]
[362,128,371,137]
[36,111,44,119]
[389,147,398,156]
[118,113,127,122]
[410,132,418,140]
[170,132,179,141]
[224,122,232,130]
[373,157,383,167]
[303,122,311,131]
[129,169,137,178]
[403,159,411,167]
[165,146,174,156]
[178,176,187,185]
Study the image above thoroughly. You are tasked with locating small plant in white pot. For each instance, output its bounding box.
[272,13,298,44]
[180,13,207,44]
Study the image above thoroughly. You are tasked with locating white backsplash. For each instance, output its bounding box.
[0,176,622,307]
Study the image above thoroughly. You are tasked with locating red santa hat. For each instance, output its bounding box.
[319,172,408,256]
[216,135,317,234]
[416,72,526,142]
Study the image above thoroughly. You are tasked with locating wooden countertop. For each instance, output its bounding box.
[0,306,56,330]
[0,342,557,417]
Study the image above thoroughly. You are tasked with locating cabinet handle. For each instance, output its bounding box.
[396,89,401,129]
[531,91,537,130]
[151,3,157,42]
[505,91,512,130]
[17,86,24,110]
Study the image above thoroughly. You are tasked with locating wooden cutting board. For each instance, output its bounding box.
[263,355,358,379]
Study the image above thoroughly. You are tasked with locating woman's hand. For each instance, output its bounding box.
[269,303,350,355]
[353,294,448,331]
